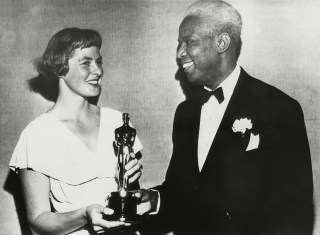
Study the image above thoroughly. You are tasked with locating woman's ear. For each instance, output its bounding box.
[216,33,231,54]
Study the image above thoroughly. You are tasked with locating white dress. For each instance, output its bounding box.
[9,107,142,235]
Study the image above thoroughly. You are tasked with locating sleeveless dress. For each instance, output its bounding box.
[9,107,142,235]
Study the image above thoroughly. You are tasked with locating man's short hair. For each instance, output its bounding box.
[185,0,242,59]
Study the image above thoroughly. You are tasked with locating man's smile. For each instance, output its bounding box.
[182,61,194,68]
[182,61,195,73]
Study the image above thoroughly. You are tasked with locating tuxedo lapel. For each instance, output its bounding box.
[190,101,203,174]
[182,100,203,174]
[201,68,254,174]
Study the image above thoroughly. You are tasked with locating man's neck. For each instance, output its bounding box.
[206,62,237,90]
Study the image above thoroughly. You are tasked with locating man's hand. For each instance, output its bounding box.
[133,189,159,215]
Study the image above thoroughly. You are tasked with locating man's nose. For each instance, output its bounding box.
[177,43,187,59]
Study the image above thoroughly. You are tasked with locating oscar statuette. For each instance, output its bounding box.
[107,113,140,222]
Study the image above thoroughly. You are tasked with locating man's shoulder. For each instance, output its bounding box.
[240,69,299,107]
[175,98,200,115]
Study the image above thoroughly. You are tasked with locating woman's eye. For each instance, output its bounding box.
[81,61,90,66]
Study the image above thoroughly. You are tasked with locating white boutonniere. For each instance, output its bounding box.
[232,118,252,136]
[232,118,260,151]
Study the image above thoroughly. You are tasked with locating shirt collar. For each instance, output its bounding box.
[204,64,240,103]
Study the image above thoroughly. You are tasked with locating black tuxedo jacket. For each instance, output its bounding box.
[154,68,314,235]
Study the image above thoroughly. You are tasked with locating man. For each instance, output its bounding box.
[139,0,314,234]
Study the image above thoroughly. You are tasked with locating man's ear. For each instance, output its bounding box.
[216,33,231,54]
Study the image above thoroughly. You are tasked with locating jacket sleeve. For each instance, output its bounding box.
[261,99,314,235]
[153,102,184,215]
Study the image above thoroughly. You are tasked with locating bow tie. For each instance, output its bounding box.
[200,87,224,104]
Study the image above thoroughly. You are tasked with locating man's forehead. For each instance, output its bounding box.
[178,15,207,38]
[180,15,203,29]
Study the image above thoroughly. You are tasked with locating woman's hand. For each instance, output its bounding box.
[125,152,143,184]
[85,204,129,233]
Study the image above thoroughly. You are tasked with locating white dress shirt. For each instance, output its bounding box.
[198,65,240,171]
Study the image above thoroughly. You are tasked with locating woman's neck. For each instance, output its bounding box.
[49,93,99,122]
[48,78,100,121]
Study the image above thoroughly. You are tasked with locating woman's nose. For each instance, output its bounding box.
[91,63,103,76]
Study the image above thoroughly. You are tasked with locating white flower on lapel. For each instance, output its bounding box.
[232,118,252,135]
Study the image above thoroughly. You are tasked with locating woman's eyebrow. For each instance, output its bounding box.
[79,56,102,61]
[79,56,93,61]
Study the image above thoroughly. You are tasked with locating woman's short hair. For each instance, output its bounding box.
[28,28,102,102]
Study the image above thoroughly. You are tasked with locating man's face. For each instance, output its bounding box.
[63,46,103,98]
[177,16,219,87]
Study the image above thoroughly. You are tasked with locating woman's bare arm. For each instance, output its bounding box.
[19,169,125,235]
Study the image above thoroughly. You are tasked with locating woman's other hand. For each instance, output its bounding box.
[125,152,143,184]
[85,204,129,233]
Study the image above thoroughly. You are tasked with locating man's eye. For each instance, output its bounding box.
[97,60,103,66]
[187,40,193,46]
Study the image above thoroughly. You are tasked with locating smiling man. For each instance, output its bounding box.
[138,0,314,234]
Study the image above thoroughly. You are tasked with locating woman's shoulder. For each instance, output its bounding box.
[99,107,123,130]
[100,106,122,117]
[11,112,101,184]
[22,113,55,135]
[100,106,124,124]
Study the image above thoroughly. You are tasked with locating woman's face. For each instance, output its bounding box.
[63,46,103,98]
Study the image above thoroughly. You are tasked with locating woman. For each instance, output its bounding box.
[9,28,143,235]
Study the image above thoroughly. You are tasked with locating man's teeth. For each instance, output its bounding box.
[183,62,194,68]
